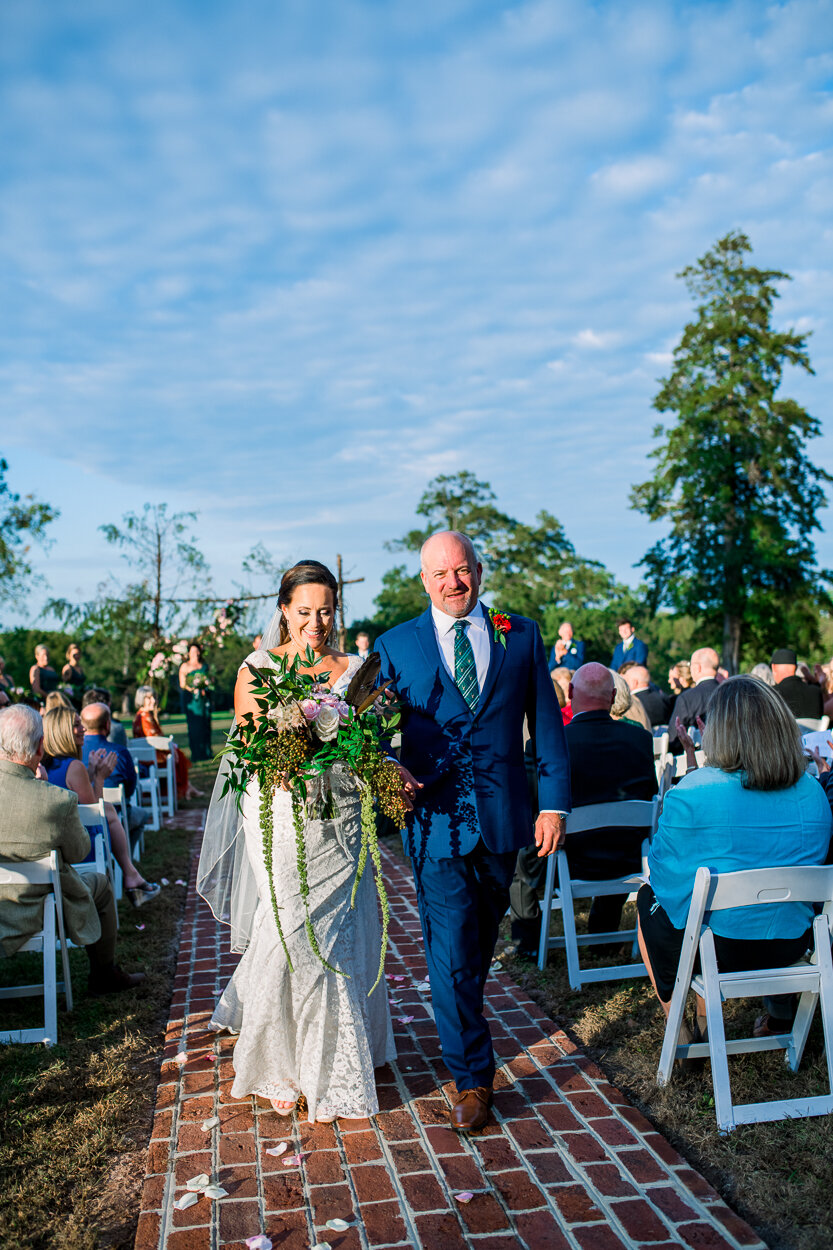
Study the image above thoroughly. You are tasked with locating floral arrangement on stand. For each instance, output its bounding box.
[219,648,406,995]
[142,601,244,696]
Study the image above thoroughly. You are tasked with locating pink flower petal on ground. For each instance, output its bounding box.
[245,1237,273,1250]
[264,1143,289,1157]
[385,973,395,980]
[205,1054,216,1063]
[282,1152,306,1166]
[161,877,170,886]
[393,976,406,982]
[397,1016,414,1024]
[135,923,146,931]
[455,1191,474,1203]
[173,1051,188,1065]
[175,878,187,886]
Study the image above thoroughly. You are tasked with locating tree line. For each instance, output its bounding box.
[1,231,830,695]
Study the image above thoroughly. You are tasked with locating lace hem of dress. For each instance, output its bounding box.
[249,1080,374,1120]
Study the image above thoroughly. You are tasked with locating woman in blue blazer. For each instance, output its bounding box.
[638,676,832,1035]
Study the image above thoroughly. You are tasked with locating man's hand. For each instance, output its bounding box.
[395,764,424,812]
[535,811,566,858]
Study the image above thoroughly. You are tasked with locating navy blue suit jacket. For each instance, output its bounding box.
[376,607,571,861]
[549,639,585,671]
[82,733,137,800]
[611,636,648,671]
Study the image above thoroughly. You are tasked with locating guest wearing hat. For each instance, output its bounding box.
[771,648,825,720]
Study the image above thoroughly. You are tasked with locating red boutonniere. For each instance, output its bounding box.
[488,607,512,648]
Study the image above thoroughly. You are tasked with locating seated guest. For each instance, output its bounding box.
[29,644,59,704]
[549,621,585,672]
[749,661,776,687]
[82,686,128,746]
[611,618,648,671]
[0,689,10,710]
[610,669,652,733]
[771,647,825,720]
[61,643,86,705]
[0,705,145,993]
[42,708,159,908]
[668,660,693,695]
[550,667,573,725]
[81,702,148,842]
[625,665,672,727]
[133,685,202,800]
[509,663,656,958]
[44,690,74,712]
[638,676,832,1039]
[667,647,720,754]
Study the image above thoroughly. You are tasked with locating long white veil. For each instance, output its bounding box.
[195,604,284,952]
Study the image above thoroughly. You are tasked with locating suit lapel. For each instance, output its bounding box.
[413,608,472,717]
[473,607,506,719]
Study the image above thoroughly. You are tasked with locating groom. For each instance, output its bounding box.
[376,530,570,1130]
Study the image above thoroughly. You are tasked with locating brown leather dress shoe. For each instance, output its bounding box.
[450,1086,493,1131]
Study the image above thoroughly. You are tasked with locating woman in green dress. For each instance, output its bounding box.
[178,641,213,761]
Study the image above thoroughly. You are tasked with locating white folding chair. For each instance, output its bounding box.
[127,741,161,832]
[653,731,669,783]
[537,799,658,988]
[102,782,143,862]
[657,864,833,1134]
[0,851,73,1045]
[797,715,830,732]
[76,800,122,914]
[675,749,706,778]
[143,735,177,819]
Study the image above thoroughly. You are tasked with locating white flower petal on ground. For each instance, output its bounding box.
[244,1237,273,1250]
[325,1219,351,1231]
[203,1184,228,1199]
[201,1117,220,1130]
[185,1173,210,1190]
[161,878,169,886]
[173,1052,188,1065]
[174,1192,200,1210]
[264,1143,289,1156]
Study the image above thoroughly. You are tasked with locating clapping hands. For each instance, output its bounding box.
[676,715,705,764]
[88,748,117,779]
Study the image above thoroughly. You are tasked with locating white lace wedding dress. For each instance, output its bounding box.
[211,651,395,1120]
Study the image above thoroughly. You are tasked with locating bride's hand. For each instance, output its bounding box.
[396,764,423,812]
[280,774,291,792]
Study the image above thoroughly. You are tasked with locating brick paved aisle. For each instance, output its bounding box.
[136,831,766,1250]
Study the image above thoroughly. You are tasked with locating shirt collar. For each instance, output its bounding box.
[431,599,486,637]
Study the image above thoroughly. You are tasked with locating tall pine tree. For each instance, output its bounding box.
[632,232,830,672]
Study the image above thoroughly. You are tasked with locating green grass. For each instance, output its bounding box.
[0,760,220,1250]
[500,903,833,1250]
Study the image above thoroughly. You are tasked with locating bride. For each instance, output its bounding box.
[197,560,395,1121]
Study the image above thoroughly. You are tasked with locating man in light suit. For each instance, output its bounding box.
[0,704,144,994]
[377,531,571,1131]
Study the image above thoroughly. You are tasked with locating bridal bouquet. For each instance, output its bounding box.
[187,670,213,695]
[219,648,406,994]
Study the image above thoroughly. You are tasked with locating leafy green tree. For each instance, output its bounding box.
[388,471,515,560]
[632,231,831,673]
[100,503,211,642]
[0,458,58,622]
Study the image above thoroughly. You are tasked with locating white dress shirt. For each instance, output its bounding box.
[430,599,491,692]
[430,599,564,819]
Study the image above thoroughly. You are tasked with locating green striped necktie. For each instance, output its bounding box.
[453,620,479,712]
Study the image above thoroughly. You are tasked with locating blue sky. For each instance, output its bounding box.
[2,0,832,632]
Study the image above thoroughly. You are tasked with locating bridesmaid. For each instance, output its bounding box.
[30,644,60,704]
[179,641,213,762]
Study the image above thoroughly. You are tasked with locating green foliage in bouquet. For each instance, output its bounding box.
[218,646,406,994]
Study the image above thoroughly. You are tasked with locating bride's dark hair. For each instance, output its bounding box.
[277,560,339,646]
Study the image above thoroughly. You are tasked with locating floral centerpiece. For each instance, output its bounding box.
[219,648,406,995]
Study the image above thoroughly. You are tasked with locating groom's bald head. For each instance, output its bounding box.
[570,663,616,715]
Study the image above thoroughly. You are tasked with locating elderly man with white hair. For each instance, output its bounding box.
[0,704,144,995]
